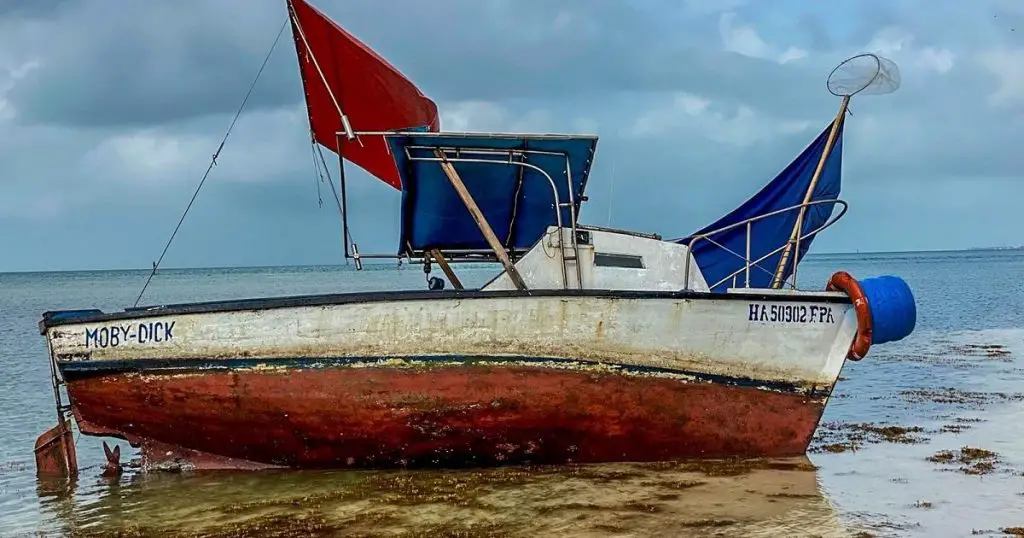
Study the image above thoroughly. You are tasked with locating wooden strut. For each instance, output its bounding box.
[433,149,528,291]
[770,95,850,289]
[428,249,464,290]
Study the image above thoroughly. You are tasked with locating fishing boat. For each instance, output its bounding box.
[34,0,915,476]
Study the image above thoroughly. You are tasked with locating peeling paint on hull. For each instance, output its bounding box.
[66,363,828,470]
[46,292,855,470]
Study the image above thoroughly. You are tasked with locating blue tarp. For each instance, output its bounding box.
[676,120,844,291]
[386,133,598,253]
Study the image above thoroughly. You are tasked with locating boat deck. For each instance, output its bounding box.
[40,287,850,332]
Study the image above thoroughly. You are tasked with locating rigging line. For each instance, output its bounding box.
[314,143,353,263]
[308,137,348,263]
[309,136,325,208]
[133,18,289,308]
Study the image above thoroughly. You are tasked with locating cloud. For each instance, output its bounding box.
[684,0,746,15]
[978,48,1024,105]
[81,106,310,186]
[0,59,39,120]
[719,12,808,65]
[0,0,1022,271]
[0,193,64,221]
[863,27,955,74]
[439,101,545,133]
[0,0,72,20]
[628,93,812,145]
[3,0,296,128]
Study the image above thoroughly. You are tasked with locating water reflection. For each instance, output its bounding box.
[40,457,851,537]
[35,476,79,536]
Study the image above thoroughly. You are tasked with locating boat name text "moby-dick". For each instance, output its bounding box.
[84,321,176,349]
[748,303,834,324]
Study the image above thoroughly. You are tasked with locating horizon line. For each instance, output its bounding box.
[0,245,1019,276]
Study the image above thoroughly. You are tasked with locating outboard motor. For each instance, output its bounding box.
[424,257,446,291]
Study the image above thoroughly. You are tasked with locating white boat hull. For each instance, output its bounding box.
[42,289,857,469]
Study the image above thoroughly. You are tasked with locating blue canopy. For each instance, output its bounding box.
[385,132,598,254]
[676,120,844,291]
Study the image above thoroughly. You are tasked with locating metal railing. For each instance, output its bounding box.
[404,144,584,289]
[680,199,849,291]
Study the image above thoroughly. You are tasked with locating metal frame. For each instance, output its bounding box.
[355,130,599,142]
[334,134,351,260]
[402,145,582,288]
[334,130,592,289]
[680,199,849,291]
[327,128,839,293]
[291,1,357,262]
[352,249,531,261]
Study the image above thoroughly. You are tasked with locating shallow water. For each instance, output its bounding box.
[2,250,1023,537]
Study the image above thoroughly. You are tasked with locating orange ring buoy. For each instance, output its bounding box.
[826,271,873,361]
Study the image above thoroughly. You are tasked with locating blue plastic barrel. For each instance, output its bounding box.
[859,275,917,345]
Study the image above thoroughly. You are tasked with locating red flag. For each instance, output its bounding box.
[288,0,440,189]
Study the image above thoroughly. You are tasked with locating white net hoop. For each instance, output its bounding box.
[827,53,901,97]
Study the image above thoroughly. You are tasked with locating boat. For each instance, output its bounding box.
[33,0,915,476]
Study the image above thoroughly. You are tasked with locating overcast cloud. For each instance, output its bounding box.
[0,0,1020,271]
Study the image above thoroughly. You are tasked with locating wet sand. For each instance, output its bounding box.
[37,457,846,537]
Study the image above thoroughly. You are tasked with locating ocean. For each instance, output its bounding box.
[1,250,1022,537]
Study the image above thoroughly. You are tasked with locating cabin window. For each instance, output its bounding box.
[594,253,645,269]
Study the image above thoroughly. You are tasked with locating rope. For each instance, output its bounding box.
[313,141,354,264]
[315,143,350,244]
[308,137,352,264]
[309,136,325,208]
[133,19,289,308]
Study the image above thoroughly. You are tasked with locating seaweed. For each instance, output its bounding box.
[927,447,1000,475]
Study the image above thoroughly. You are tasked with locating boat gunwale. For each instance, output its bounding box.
[40,287,851,332]
[54,355,834,397]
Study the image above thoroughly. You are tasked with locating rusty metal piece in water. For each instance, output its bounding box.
[101,441,122,477]
[34,420,78,477]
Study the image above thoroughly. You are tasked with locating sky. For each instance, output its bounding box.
[0,0,1021,272]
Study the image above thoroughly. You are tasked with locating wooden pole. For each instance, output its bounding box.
[429,249,464,290]
[288,0,354,140]
[434,150,528,291]
[769,95,850,289]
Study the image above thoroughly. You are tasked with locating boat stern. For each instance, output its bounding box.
[35,308,111,478]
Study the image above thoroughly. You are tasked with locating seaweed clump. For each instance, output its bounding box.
[951,343,1012,358]
[900,387,1024,408]
[607,457,816,477]
[65,512,344,538]
[810,422,928,453]
[927,447,1000,475]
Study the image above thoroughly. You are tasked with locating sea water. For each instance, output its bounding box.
[1,250,1022,537]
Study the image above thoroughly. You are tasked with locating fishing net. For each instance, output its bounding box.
[769,53,901,290]
[827,53,901,97]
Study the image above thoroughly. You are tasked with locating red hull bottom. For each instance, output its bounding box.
[67,365,827,470]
